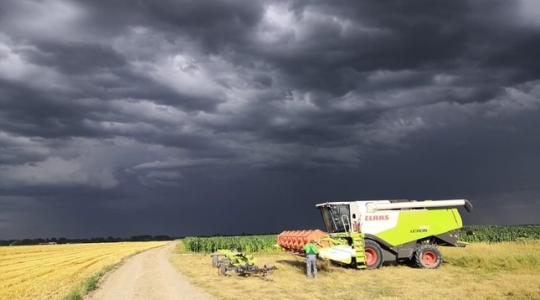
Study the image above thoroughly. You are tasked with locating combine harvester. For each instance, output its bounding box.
[278,199,472,269]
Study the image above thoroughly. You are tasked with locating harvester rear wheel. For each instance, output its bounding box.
[414,244,442,269]
[364,240,383,269]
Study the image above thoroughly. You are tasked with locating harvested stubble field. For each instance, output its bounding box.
[172,240,540,300]
[0,241,167,300]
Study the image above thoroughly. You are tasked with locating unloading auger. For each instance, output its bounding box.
[277,199,472,269]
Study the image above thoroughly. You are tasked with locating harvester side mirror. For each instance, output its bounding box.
[464,200,473,212]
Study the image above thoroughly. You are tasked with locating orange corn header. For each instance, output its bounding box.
[277,229,328,252]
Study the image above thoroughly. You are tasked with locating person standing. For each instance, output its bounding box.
[304,240,319,278]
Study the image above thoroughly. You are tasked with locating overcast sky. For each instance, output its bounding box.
[1,0,540,239]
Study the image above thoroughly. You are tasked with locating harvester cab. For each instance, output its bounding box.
[278,199,472,269]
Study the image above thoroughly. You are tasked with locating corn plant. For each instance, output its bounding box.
[460,225,540,243]
[183,235,278,253]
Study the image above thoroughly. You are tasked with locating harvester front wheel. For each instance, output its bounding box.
[414,244,442,269]
[364,240,383,269]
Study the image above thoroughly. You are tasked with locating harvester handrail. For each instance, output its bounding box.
[341,215,351,232]
[366,199,473,212]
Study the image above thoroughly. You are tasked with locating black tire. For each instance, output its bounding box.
[364,239,383,269]
[414,244,442,269]
[219,262,227,276]
[218,258,230,276]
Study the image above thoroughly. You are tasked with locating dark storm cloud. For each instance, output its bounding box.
[0,0,539,238]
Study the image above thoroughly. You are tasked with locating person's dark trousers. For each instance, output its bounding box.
[306,254,317,278]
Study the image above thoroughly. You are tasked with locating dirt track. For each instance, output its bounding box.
[87,242,211,300]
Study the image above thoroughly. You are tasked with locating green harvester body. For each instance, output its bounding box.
[279,199,472,269]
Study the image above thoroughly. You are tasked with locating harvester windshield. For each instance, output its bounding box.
[319,204,351,233]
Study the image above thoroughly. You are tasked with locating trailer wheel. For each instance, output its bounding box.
[414,244,442,269]
[364,240,383,269]
[218,258,230,276]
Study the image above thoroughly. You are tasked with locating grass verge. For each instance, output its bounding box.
[64,265,115,300]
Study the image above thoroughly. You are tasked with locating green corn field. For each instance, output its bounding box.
[460,225,540,243]
[183,225,540,253]
[183,235,278,253]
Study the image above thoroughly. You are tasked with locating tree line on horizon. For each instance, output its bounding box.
[0,235,175,246]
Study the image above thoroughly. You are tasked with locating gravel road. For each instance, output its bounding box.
[86,242,212,300]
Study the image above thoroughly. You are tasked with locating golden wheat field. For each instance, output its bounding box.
[172,241,540,300]
[0,241,167,300]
